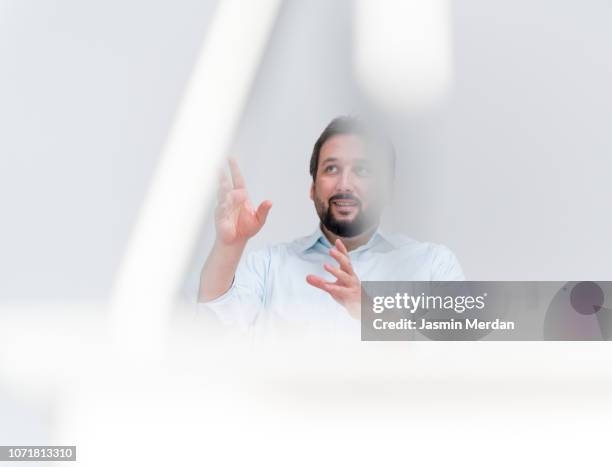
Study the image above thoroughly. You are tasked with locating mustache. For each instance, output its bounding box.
[329,193,361,204]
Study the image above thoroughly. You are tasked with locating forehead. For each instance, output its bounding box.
[319,134,367,163]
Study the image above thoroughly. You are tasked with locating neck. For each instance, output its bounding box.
[320,223,378,252]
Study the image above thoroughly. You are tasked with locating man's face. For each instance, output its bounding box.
[310,133,390,237]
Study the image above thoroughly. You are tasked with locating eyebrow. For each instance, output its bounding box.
[320,157,338,165]
[320,157,372,165]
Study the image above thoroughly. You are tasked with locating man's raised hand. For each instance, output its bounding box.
[214,158,272,246]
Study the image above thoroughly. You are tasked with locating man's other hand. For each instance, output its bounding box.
[306,239,363,319]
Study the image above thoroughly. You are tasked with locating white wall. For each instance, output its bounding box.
[0,0,219,301]
[1,0,611,304]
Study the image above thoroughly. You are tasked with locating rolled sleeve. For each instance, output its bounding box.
[198,246,270,329]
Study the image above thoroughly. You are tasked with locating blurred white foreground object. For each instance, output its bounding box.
[353,0,453,112]
[109,0,282,357]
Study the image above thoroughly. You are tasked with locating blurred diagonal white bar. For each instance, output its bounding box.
[109,0,282,356]
[353,0,452,112]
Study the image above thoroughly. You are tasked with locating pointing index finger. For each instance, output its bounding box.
[228,157,246,189]
[335,239,349,255]
[330,246,355,276]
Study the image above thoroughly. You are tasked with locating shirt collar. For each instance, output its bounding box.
[298,224,396,253]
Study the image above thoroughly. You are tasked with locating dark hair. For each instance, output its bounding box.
[309,115,396,181]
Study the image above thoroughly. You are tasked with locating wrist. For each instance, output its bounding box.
[214,237,248,251]
[346,299,362,320]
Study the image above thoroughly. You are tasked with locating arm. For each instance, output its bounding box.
[198,240,246,302]
[198,157,272,303]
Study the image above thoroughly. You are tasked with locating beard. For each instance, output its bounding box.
[314,192,376,238]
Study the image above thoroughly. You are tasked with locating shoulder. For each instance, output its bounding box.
[384,232,449,256]
[383,232,465,280]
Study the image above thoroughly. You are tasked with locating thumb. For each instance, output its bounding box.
[255,200,273,225]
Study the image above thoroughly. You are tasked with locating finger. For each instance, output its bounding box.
[322,283,347,299]
[228,157,246,189]
[306,274,341,292]
[217,175,232,202]
[218,165,230,182]
[323,263,353,285]
[217,166,231,188]
[255,200,273,225]
[306,274,330,291]
[335,238,349,255]
[306,274,350,299]
[329,247,355,275]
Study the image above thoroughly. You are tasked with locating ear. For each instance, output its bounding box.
[309,182,314,201]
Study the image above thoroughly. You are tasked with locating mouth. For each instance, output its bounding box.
[331,199,359,215]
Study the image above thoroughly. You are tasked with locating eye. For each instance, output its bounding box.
[323,165,338,174]
[354,165,371,176]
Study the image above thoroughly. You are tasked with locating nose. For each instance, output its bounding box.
[336,169,355,193]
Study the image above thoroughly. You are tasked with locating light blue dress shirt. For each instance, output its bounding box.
[200,225,464,337]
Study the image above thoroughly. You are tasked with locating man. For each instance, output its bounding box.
[198,116,464,335]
